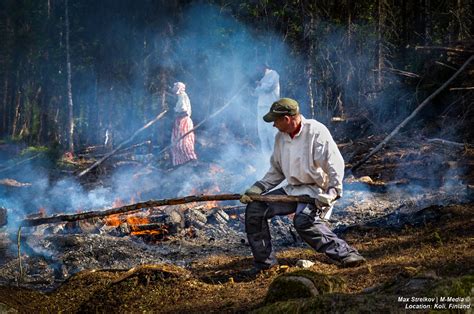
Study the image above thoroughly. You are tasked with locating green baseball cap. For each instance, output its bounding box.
[263,98,300,122]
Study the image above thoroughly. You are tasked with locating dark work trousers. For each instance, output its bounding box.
[245,188,360,269]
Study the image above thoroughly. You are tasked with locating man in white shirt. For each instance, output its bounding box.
[240,98,365,272]
[255,64,280,154]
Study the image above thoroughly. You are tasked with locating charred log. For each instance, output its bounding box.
[129,223,169,233]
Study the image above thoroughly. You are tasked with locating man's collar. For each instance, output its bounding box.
[289,122,302,139]
[286,115,305,139]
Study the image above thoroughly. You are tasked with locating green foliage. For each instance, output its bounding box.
[432,231,443,246]
[428,275,474,298]
[1,0,472,147]
[19,146,49,156]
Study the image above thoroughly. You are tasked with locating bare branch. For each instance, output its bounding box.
[77,110,167,178]
[20,194,315,227]
[350,55,474,172]
[415,46,474,54]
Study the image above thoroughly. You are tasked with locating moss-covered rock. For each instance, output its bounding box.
[428,274,474,298]
[257,275,474,313]
[265,270,346,304]
[256,294,397,314]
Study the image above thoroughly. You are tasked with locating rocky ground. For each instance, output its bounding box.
[0,134,472,312]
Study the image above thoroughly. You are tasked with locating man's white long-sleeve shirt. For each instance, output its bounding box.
[258,116,345,198]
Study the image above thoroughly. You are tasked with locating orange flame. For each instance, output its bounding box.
[127,215,149,225]
[105,214,122,226]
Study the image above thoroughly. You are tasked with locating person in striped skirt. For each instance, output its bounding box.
[171,82,197,166]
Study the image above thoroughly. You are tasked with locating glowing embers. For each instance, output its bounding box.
[104,211,171,241]
[32,184,244,243]
[186,184,222,210]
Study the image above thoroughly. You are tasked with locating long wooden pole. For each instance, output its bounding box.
[20,194,315,227]
[350,55,474,172]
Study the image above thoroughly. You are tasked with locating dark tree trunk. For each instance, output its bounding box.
[156,22,173,148]
[376,0,385,88]
[11,89,21,138]
[37,85,48,143]
[346,0,353,45]
[0,14,12,136]
[65,0,75,152]
[305,10,316,118]
[424,0,432,44]
[86,75,99,145]
[2,78,7,134]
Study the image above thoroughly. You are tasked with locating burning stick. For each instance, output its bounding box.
[20,194,315,227]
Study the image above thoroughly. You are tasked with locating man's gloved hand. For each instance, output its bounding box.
[240,185,264,204]
[315,188,338,208]
[327,188,338,201]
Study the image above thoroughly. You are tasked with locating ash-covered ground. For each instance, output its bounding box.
[0,135,473,312]
[0,134,472,283]
[0,170,471,292]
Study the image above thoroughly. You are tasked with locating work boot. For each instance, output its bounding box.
[341,253,366,267]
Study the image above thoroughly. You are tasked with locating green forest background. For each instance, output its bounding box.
[0,0,472,155]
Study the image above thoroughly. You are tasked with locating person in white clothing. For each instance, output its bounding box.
[240,98,366,273]
[255,64,280,154]
[170,82,197,166]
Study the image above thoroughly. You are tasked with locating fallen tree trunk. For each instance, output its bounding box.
[427,138,470,148]
[20,194,315,227]
[81,140,152,158]
[415,45,474,54]
[350,55,474,172]
[77,110,167,178]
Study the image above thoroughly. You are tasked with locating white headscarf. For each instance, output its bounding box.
[173,82,186,94]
